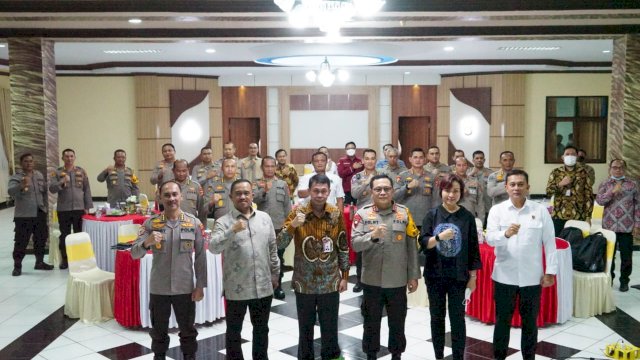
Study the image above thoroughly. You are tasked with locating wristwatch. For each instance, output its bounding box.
[435,234,440,242]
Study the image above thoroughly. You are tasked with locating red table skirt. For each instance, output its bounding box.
[466,243,558,327]
[82,214,148,225]
[114,250,141,327]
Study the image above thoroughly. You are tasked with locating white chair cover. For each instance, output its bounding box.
[64,232,115,323]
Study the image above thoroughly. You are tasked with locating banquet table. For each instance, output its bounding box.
[466,238,572,326]
[82,214,148,272]
[114,249,225,328]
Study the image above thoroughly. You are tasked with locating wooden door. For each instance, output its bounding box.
[398,116,431,165]
[228,117,260,158]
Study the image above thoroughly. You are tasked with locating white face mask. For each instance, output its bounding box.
[563,155,577,167]
[346,149,356,157]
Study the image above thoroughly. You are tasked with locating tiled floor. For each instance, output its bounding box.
[0,205,639,359]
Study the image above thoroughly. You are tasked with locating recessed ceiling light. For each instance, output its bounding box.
[498,46,561,51]
[444,46,454,52]
[0,44,5,48]
[404,71,411,75]
[103,49,162,54]
[205,48,216,54]
[128,18,142,24]
[247,73,254,76]
[602,50,611,53]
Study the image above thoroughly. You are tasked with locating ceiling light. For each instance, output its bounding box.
[275,0,385,34]
[404,71,411,75]
[247,73,254,76]
[205,48,216,54]
[305,57,349,87]
[498,46,561,51]
[103,49,162,54]
[0,44,5,48]
[128,18,142,24]
[602,50,611,53]
[444,46,454,52]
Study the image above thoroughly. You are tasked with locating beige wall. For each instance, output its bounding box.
[524,73,612,194]
[0,74,8,88]
[57,76,137,197]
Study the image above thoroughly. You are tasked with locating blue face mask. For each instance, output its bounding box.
[611,175,625,181]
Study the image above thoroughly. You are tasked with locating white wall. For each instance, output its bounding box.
[523,73,612,194]
[57,76,137,197]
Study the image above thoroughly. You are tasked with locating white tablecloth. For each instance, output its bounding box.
[83,218,133,272]
[139,251,225,328]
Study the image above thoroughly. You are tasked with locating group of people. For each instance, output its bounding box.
[9,139,638,360]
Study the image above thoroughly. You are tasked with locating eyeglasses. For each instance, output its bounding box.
[372,187,393,194]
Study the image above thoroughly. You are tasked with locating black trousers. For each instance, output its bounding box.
[493,281,541,360]
[612,232,633,285]
[13,210,48,267]
[275,228,285,287]
[226,296,272,360]
[355,252,362,284]
[361,284,407,356]
[149,293,198,356]
[295,291,341,360]
[425,277,467,360]
[58,209,84,260]
[552,218,567,237]
[344,191,356,205]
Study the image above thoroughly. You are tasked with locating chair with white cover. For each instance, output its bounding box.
[572,227,616,318]
[118,223,141,244]
[564,220,591,237]
[64,232,115,322]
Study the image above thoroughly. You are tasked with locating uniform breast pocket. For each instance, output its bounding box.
[179,232,196,253]
[522,222,542,244]
[37,179,46,192]
[276,188,286,202]
[392,223,406,242]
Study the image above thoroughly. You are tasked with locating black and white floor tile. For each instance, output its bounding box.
[0,206,639,359]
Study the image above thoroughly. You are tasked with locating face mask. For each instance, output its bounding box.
[611,175,625,181]
[563,155,577,167]
[346,149,356,157]
[577,156,585,163]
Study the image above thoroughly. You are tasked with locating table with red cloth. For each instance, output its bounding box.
[82,214,148,272]
[466,238,572,326]
[114,248,225,328]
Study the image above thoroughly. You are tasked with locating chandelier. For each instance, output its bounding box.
[274,0,386,35]
[305,57,349,87]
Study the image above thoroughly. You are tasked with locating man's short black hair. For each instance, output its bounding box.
[411,147,425,156]
[275,148,287,157]
[345,141,356,148]
[309,174,331,188]
[19,153,33,163]
[369,174,393,189]
[472,150,484,158]
[505,169,529,184]
[230,179,252,193]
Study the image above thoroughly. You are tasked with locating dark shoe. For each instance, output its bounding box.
[274,287,286,300]
[153,354,166,360]
[35,262,54,270]
[620,283,629,292]
[353,283,363,293]
[183,354,195,360]
[12,267,21,276]
[366,353,377,360]
[59,261,68,270]
[391,353,401,360]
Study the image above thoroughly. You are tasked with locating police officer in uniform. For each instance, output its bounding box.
[97,149,139,207]
[191,146,219,186]
[253,156,291,299]
[49,148,93,269]
[394,147,435,228]
[204,158,238,220]
[379,147,407,180]
[172,159,208,225]
[150,143,176,209]
[131,180,207,360]
[9,153,53,276]
[352,174,421,360]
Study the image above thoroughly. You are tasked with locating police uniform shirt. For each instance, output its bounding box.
[204,177,235,219]
[458,174,486,221]
[487,170,509,206]
[351,170,378,210]
[380,163,407,182]
[191,163,219,186]
[131,212,207,295]
[177,179,207,225]
[351,203,421,288]
[253,178,292,230]
[150,160,175,185]
[97,167,140,207]
[49,166,93,212]
[393,169,435,226]
[9,170,47,218]
[239,156,263,183]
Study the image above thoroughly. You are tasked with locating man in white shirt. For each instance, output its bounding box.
[296,151,344,211]
[486,169,557,360]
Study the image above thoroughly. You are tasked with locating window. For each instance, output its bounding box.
[545,96,608,163]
